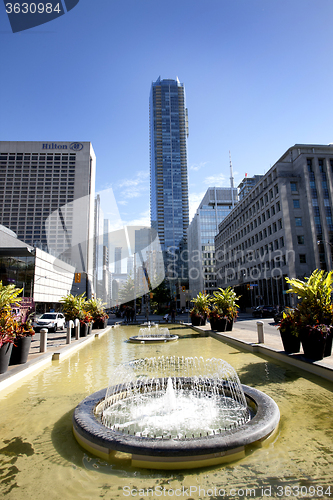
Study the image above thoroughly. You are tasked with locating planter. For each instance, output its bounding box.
[93,318,108,330]
[279,328,301,354]
[9,336,32,365]
[215,318,227,332]
[301,329,327,361]
[191,315,205,326]
[324,327,333,357]
[209,317,217,330]
[0,343,13,374]
[225,319,234,332]
[80,323,89,337]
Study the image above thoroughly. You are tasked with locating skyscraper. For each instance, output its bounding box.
[149,77,189,258]
[187,187,238,298]
[0,141,96,296]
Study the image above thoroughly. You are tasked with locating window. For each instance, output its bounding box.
[293,199,300,209]
[290,182,297,192]
[297,235,305,244]
[295,217,302,226]
[278,219,283,230]
[299,254,306,264]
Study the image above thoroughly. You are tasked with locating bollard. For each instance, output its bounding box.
[66,322,72,344]
[74,318,80,340]
[40,328,48,352]
[67,320,74,343]
[257,321,264,343]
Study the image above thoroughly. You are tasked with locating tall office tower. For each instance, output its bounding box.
[149,77,189,265]
[114,247,122,274]
[187,187,238,298]
[0,141,96,295]
[238,174,263,200]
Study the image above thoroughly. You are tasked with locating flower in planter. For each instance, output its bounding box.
[0,311,17,348]
[15,312,35,339]
[78,310,93,325]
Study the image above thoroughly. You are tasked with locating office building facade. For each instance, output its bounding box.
[0,141,96,296]
[187,187,238,298]
[215,144,333,309]
[238,175,263,201]
[149,77,189,263]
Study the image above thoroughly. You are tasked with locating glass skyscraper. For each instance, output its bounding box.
[149,77,189,258]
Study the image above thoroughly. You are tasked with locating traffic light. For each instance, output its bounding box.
[246,284,250,290]
[182,286,186,292]
[75,273,81,283]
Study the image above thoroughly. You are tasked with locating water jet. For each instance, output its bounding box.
[129,324,178,343]
[73,356,279,469]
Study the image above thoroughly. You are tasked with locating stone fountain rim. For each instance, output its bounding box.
[128,334,179,343]
[72,383,280,458]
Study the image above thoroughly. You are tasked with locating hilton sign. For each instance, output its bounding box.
[42,143,84,151]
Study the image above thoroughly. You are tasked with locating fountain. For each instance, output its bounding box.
[129,323,178,343]
[73,356,280,469]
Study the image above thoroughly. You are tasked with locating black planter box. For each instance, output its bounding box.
[0,343,13,374]
[10,336,32,365]
[280,329,301,354]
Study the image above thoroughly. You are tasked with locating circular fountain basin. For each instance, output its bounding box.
[129,334,178,343]
[73,357,280,469]
[129,326,178,343]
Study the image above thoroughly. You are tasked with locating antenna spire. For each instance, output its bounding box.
[229,151,235,208]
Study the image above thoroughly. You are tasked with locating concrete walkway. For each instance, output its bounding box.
[191,319,333,382]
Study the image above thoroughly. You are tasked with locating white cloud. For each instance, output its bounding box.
[118,170,149,199]
[204,173,226,186]
[122,209,150,227]
[188,191,206,222]
[189,161,208,172]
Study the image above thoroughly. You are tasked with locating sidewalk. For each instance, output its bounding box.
[190,320,333,382]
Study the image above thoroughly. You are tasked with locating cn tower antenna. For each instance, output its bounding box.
[229,150,235,208]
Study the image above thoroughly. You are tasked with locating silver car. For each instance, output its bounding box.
[35,313,66,332]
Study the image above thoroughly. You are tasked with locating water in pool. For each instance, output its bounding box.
[0,325,332,499]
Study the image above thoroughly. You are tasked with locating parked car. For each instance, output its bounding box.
[34,313,66,332]
[252,305,277,318]
[274,307,294,323]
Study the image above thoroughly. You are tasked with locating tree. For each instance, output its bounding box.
[151,279,171,311]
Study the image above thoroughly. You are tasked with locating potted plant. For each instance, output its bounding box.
[9,312,35,365]
[285,270,333,359]
[0,282,22,373]
[0,311,17,373]
[85,298,109,329]
[301,324,330,361]
[277,308,301,353]
[78,310,93,337]
[211,287,239,332]
[190,292,211,326]
[60,292,87,322]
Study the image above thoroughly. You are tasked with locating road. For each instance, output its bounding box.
[233,313,280,337]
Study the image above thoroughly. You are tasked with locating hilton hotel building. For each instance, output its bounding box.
[214,144,333,309]
[0,141,96,295]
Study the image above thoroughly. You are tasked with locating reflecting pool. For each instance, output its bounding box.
[0,325,333,499]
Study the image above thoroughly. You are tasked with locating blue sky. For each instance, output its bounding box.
[1,0,333,226]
